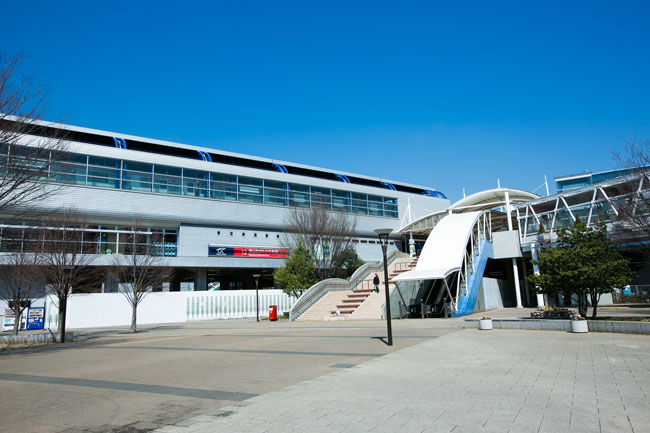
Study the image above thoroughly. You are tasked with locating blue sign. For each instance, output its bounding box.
[25,307,45,330]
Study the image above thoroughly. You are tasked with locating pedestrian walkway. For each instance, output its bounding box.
[156,329,650,433]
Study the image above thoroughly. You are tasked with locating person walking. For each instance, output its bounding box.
[373,273,380,293]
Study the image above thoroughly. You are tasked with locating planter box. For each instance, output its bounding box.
[479,319,493,330]
[571,320,588,333]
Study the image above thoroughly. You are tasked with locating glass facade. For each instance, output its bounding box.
[37,149,400,218]
[0,224,178,256]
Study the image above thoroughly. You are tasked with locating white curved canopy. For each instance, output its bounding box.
[450,188,539,212]
[399,188,538,235]
[394,211,482,281]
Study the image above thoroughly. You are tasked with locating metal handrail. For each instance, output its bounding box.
[289,250,408,320]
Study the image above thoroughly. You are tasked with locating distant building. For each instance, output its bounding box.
[555,168,632,192]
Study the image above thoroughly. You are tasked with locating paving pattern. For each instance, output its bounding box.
[0,319,456,432]
[156,329,650,433]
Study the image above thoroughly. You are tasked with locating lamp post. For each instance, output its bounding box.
[253,273,261,322]
[374,228,393,346]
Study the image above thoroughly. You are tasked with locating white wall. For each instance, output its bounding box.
[44,290,295,330]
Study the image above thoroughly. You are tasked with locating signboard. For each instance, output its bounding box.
[208,245,288,259]
[25,307,45,330]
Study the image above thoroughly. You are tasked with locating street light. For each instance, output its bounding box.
[253,273,261,322]
[374,228,393,346]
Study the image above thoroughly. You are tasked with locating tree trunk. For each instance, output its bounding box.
[58,296,67,344]
[131,303,137,333]
[590,293,599,319]
[578,294,587,318]
[12,309,20,336]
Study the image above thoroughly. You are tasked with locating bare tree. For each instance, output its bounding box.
[109,223,171,333]
[0,250,44,335]
[611,138,650,246]
[282,207,360,280]
[40,209,98,343]
[0,53,67,214]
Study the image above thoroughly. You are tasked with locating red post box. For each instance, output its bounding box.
[269,305,278,321]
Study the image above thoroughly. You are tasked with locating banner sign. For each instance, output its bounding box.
[26,307,45,330]
[208,245,288,259]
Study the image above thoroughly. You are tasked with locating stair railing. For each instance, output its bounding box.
[289,250,408,320]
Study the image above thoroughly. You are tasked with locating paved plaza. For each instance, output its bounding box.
[0,318,457,432]
[157,328,650,433]
[0,314,649,433]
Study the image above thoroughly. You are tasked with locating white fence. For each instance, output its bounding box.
[44,290,295,330]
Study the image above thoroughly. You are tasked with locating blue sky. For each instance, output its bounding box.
[3,0,649,201]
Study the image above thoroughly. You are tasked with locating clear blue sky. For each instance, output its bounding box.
[3,0,649,201]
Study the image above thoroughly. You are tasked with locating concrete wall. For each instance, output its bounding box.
[464,318,650,335]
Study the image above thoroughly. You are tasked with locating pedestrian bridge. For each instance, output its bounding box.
[394,211,493,316]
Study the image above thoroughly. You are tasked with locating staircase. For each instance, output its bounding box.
[296,257,418,321]
[453,240,493,317]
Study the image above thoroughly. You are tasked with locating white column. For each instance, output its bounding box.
[512,258,523,308]
[530,242,545,307]
[505,191,523,308]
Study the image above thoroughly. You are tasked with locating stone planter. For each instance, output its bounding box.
[570,320,588,333]
[479,319,493,330]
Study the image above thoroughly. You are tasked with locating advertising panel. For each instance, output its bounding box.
[208,245,289,258]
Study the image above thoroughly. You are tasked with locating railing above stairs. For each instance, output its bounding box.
[289,250,408,320]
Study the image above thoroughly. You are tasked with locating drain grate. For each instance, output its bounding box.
[330,363,356,368]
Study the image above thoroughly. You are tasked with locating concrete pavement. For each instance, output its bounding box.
[156,328,650,433]
[0,318,459,432]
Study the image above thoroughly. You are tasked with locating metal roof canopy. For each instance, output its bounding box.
[399,188,539,235]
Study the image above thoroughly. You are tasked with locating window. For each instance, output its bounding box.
[368,195,383,216]
[211,173,237,201]
[383,197,398,218]
[288,183,310,208]
[40,150,401,219]
[238,177,263,204]
[153,165,181,195]
[182,168,209,198]
[332,189,351,212]
[122,161,153,192]
[310,186,331,210]
[88,156,121,188]
[351,192,368,215]
[50,152,87,186]
[264,180,287,206]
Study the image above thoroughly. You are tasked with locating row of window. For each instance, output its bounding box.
[40,152,399,218]
[0,225,178,256]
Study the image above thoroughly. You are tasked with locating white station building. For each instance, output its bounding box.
[2,119,449,293]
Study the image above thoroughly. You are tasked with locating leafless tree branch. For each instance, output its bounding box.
[282,207,358,280]
[108,220,171,333]
[0,53,67,216]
